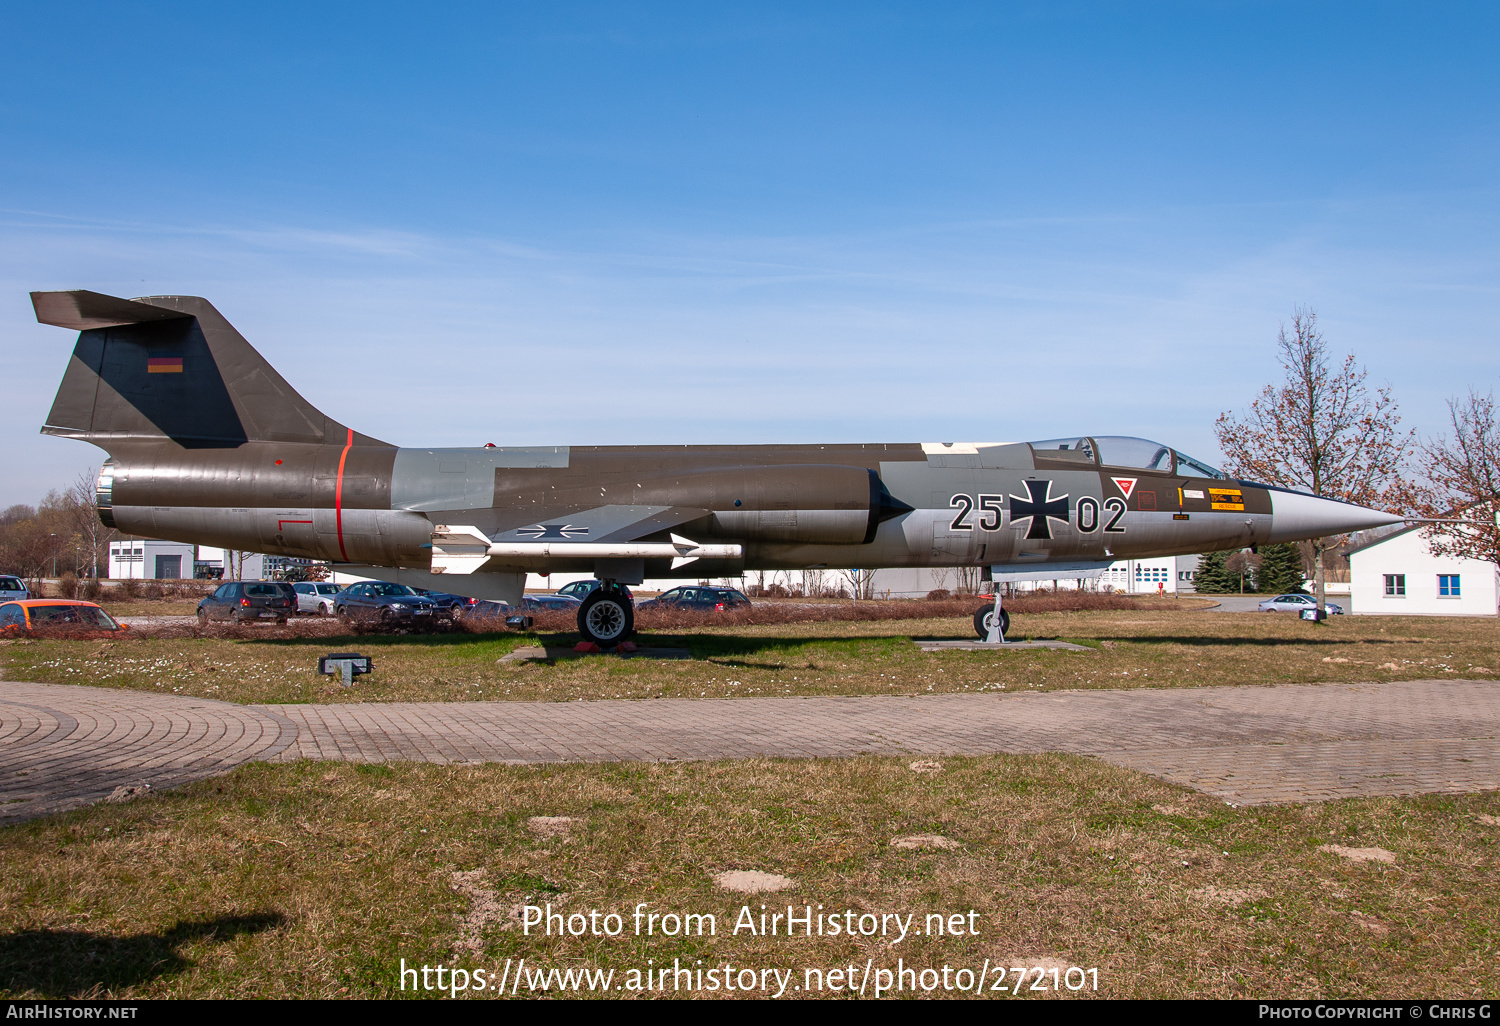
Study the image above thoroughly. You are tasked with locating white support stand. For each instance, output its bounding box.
[985,588,1006,644]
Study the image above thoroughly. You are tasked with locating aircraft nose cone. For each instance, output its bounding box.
[1264,488,1405,543]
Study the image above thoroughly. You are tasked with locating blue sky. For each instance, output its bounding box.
[3,2,1498,504]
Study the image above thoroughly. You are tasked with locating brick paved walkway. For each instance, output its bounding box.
[3,679,1497,822]
[0,685,297,822]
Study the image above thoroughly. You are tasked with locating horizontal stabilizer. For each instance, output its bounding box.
[32,290,190,330]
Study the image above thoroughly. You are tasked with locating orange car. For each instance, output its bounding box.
[0,599,129,635]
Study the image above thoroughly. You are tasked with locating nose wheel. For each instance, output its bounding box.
[577,585,635,648]
[973,605,1010,641]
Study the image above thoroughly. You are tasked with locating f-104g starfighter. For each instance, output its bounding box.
[31,290,1404,646]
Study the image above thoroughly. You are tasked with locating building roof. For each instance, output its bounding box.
[1344,522,1424,556]
[1345,502,1495,556]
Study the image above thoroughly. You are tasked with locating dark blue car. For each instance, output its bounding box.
[637,586,751,611]
[333,582,450,627]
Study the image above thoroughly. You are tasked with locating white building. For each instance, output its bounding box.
[1347,525,1498,617]
[196,547,264,580]
[108,543,297,582]
[108,539,195,580]
[859,557,1185,599]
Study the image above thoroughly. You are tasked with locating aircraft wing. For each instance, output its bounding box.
[482,504,712,544]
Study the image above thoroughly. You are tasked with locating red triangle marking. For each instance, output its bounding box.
[1112,477,1138,499]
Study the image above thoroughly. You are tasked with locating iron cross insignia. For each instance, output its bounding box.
[1009,480,1071,540]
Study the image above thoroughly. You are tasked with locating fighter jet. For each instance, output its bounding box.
[31,290,1405,646]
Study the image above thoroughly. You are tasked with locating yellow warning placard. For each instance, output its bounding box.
[1209,488,1245,511]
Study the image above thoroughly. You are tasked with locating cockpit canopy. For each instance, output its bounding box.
[1028,436,1225,478]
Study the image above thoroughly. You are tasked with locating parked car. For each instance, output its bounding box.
[521,593,582,612]
[1256,593,1344,615]
[197,581,298,624]
[556,580,633,603]
[333,581,449,627]
[292,582,344,615]
[415,588,479,617]
[0,599,128,636]
[465,600,535,629]
[0,576,31,603]
[637,586,752,611]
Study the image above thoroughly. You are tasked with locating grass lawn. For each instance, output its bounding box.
[0,755,1495,999]
[2,609,1496,705]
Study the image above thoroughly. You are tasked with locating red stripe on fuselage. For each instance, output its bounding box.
[334,428,353,561]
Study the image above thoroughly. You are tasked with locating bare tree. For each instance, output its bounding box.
[1215,308,1413,613]
[952,566,981,595]
[1224,550,1263,594]
[1413,389,1500,567]
[66,468,114,579]
[803,567,826,598]
[837,567,878,601]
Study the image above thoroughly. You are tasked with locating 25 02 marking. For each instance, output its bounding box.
[948,493,1126,533]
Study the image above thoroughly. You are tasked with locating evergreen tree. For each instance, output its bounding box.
[1255,542,1306,595]
[1192,550,1236,594]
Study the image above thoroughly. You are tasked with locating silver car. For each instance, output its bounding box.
[292,582,344,615]
[0,576,30,603]
[1257,593,1343,615]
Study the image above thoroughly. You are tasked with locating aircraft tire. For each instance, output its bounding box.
[578,589,634,649]
[973,606,1010,640]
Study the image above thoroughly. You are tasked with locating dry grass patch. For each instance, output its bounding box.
[526,816,577,839]
[1318,845,1397,864]
[2,608,1497,705]
[890,834,959,850]
[713,871,796,894]
[0,756,1497,999]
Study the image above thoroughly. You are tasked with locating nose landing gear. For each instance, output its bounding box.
[974,592,1010,642]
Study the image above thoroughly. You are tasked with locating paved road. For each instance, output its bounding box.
[3,679,1496,822]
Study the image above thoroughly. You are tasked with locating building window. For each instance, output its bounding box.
[1438,575,1461,597]
[1383,574,1405,597]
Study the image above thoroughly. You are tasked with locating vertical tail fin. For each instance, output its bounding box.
[32,291,387,451]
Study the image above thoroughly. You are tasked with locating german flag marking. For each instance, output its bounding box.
[146,355,183,373]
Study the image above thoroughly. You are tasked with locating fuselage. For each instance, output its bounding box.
[96,436,1280,578]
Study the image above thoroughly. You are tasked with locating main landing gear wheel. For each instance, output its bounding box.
[578,589,634,649]
[974,607,1010,640]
